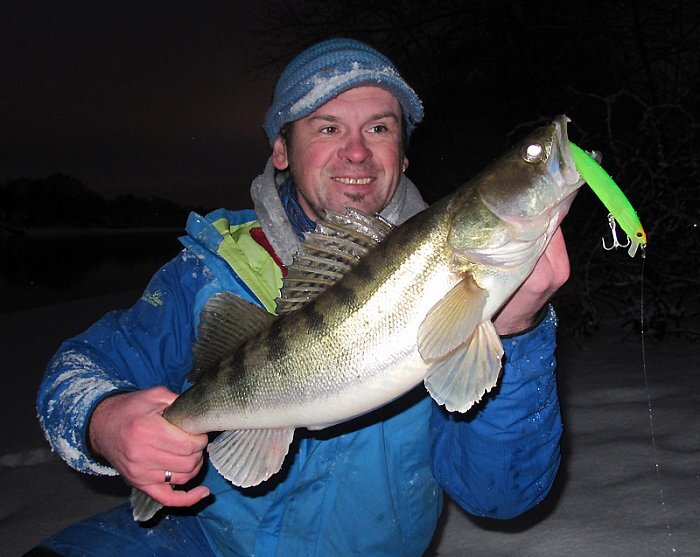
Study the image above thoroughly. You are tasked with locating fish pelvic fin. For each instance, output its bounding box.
[276,208,394,314]
[208,427,295,488]
[417,273,487,361]
[191,291,277,383]
[424,320,503,413]
[130,487,164,522]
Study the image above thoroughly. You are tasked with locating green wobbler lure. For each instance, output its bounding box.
[570,141,647,257]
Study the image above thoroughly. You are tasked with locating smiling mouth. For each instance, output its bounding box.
[334,177,372,185]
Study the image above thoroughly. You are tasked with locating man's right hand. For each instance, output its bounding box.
[88,386,210,507]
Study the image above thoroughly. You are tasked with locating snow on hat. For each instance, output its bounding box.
[263,38,423,147]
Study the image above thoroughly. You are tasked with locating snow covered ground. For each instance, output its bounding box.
[1,291,698,556]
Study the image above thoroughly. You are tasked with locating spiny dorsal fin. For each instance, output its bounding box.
[276,208,394,315]
[190,291,276,383]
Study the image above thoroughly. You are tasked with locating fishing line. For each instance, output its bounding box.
[639,249,676,553]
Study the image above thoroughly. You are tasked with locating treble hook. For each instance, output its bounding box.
[602,213,631,251]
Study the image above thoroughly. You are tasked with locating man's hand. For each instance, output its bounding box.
[88,387,210,508]
[493,227,570,335]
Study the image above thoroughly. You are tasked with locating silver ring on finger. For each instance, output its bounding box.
[164,470,172,483]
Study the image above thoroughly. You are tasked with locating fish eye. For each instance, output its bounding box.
[521,143,545,163]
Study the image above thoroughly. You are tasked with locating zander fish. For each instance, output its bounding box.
[132,114,585,521]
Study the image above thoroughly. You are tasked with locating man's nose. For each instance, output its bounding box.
[338,131,372,163]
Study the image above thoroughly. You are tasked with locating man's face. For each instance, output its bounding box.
[272,86,408,220]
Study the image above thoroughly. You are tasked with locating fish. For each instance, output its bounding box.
[131,114,585,521]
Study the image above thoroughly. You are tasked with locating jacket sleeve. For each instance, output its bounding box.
[36,250,204,475]
[430,305,563,519]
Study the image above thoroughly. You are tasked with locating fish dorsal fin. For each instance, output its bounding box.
[208,427,296,488]
[276,208,394,315]
[191,291,276,383]
[417,273,488,361]
[424,320,504,413]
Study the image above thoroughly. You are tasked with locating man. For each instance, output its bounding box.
[30,38,568,556]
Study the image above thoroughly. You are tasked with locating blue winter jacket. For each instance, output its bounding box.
[37,208,562,556]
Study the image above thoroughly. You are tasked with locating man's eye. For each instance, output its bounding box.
[369,124,389,133]
[320,126,338,134]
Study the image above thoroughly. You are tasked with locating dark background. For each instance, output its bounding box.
[1,0,698,337]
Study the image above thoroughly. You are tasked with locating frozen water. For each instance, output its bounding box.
[1,293,698,555]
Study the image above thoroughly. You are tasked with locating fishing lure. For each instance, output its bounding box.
[570,141,647,257]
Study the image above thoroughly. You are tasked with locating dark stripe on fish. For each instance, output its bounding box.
[327,282,358,309]
[265,320,289,364]
[301,304,327,333]
[351,257,375,283]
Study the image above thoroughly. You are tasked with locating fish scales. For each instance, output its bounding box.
[166,208,453,433]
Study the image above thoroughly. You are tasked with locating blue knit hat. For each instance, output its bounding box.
[263,38,423,147]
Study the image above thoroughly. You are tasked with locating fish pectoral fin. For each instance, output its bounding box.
[417,273,487,361]
[208,427,295,488]
[130,487,164,522]
[424,320,504,413]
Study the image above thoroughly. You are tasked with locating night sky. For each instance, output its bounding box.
[1,1,284,210]
[3,1,698,221]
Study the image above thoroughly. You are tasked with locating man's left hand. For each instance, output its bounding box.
[493,227,570,336]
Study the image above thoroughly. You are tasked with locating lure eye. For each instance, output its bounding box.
[521,143,546,163]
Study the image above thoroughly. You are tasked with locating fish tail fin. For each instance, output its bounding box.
[424,320,504,413]
[208,427,295,488]
[130,487,164,522]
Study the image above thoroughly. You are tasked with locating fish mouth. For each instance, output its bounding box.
[552,115,586,194]
[520,115,584,230]
[548,116,586,229]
